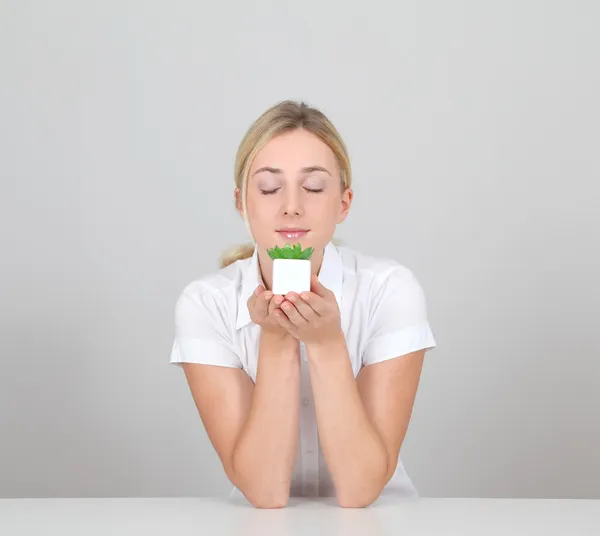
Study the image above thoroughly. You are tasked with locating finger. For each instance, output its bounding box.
[298,290,328,316]
[249,285,268,316]
[274,305,297,334]
[268,293,283,315]
[258,289,274,316]
[248,284,264,307]
[280,299,309,326]
[310,273,330,298]
[285,292,319,320]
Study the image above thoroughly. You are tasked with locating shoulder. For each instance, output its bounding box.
[171,260,248,368]
[174,258,248,326]
[337,244,423,297]
[340,247,436,364]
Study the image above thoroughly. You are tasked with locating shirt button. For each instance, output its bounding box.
[302,398,309,407]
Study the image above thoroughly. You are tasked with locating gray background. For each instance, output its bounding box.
[1,0,598,499]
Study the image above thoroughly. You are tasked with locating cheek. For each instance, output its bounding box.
[309,196,339,216]
[247,197,278,224]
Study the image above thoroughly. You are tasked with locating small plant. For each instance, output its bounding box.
[267,242,314,260]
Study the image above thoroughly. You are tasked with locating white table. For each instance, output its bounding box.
[1,496,599,535]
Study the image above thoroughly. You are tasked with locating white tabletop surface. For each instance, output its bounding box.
[1,496,599,535]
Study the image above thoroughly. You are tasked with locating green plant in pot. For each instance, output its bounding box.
[267,243,314,295]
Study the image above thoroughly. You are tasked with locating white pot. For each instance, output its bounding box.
[272,258,311,295]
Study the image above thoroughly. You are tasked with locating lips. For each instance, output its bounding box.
[277,229,309,239]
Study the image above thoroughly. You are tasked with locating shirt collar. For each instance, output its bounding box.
[236,240,343,331]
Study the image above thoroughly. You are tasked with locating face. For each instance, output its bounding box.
[236,128,352,257]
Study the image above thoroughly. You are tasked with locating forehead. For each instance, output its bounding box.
[250,129,337,172]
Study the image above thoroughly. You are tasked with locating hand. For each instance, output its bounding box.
[273,273,343,346]
[247,284,292,339]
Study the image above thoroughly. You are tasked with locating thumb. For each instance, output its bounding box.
[248,284,264,307]
[310,273,328,297]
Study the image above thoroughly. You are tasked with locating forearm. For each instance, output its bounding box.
[306,334,388,507]
[231,330,300,506]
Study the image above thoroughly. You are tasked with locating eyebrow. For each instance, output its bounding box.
[252,166,331,177]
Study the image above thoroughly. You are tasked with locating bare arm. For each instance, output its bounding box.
[305,335,388,507]
[306,333,424,508]
[183,330,300,508]
[231,330,300,506]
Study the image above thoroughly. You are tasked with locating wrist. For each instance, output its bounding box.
[305,330,346,355]
[261,327,298,351]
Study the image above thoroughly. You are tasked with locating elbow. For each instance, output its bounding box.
[231,477,290,509]
[230,456,290,509]
[247,490,290,509]
[232,474,289,509]
[336,468,387,508]
[337,491,380,509]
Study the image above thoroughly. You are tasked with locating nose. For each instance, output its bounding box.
[281,187,304,216]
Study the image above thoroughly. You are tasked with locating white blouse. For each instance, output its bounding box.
[170,241,437,501]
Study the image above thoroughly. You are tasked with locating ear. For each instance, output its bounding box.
[337,187,353,224]
[234,187,244,217]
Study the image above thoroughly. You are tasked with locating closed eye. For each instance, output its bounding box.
[260,188,324,195]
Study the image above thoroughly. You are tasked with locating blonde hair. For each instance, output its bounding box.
[219,100,352,269]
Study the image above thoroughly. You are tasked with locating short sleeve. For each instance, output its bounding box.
[169,286,243,369]
[362,267,437,366]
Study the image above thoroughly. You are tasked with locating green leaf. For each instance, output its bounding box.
[267,242,314,260]
[267,245,282,259]
[299,247,314,260]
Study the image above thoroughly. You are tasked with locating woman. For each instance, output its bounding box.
[170,100,437,509]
